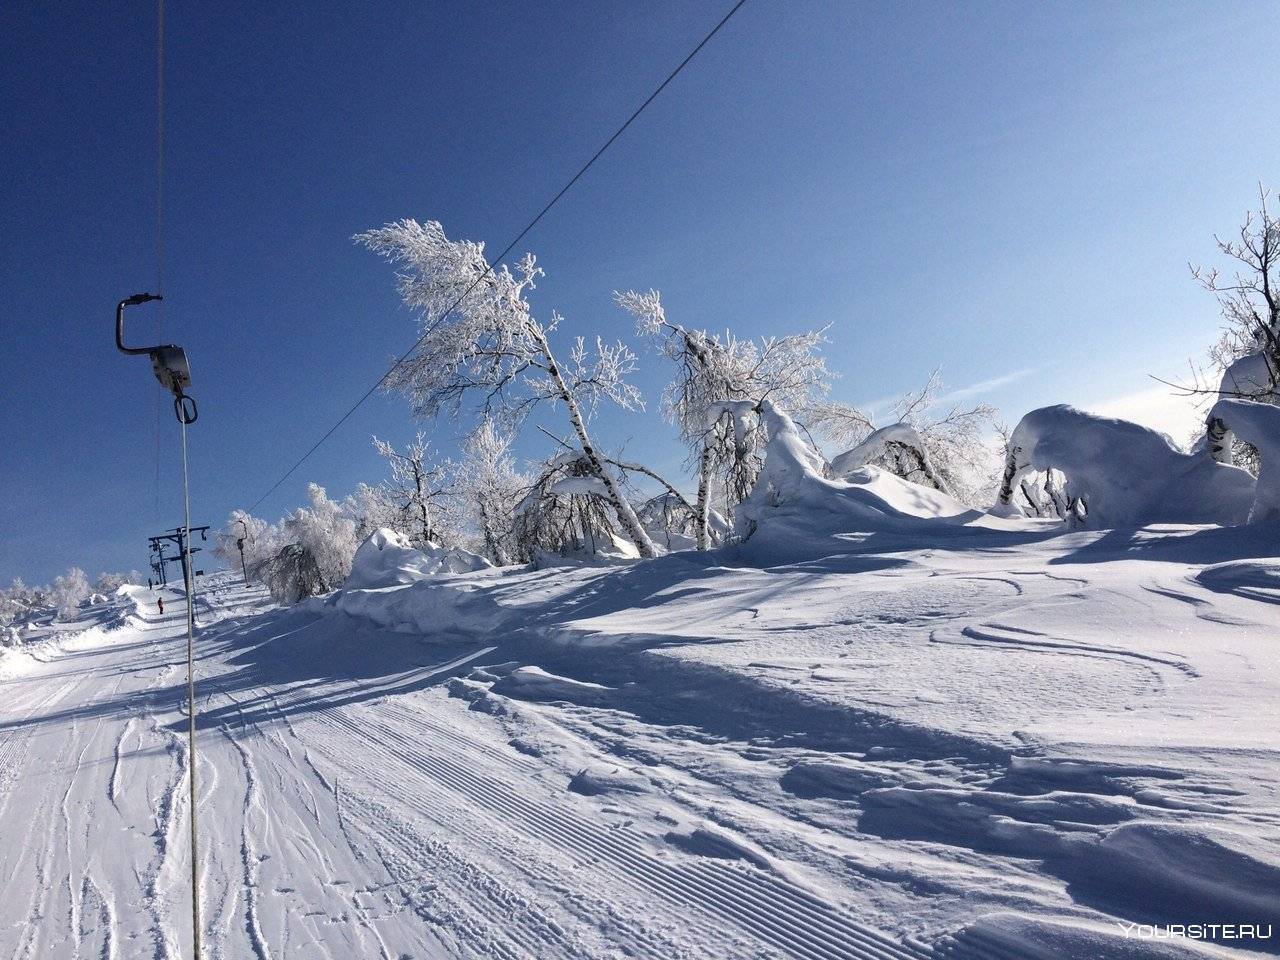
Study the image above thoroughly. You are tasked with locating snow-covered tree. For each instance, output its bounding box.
[260,484,358,603]
[342,482,403,543]
[617,289,839,548]
[50,567,89,621]
[94,571,137,594]
[213,510,275,576]
[455,417,527,565]
[356,220,658,558]
[1190,186,1279,469]
[371,432,455,547]
[858,371,999,505]
[513,452,633,561]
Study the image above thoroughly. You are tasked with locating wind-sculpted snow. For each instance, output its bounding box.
[1002,405,1255,528]
[1209,398,1280,522]
[345,526,493,589]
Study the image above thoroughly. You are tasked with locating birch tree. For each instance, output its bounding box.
[356,220,658,558]
[455,417,526,565]
[372,432,453,547]
[616,289,839,548]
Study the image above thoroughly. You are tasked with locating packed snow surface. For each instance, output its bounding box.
[3,509,1279,957]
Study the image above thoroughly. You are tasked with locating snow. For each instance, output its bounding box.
[1218,351,1274,397]
[830,421,937,480]
[1210,398,1280,521]
[344,526,492,589]
[3,482,1279,957]
[1003,405,1256,527]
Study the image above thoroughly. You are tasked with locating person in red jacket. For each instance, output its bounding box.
[157,596,165,615]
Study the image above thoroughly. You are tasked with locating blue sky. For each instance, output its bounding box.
[2,0,1277,584]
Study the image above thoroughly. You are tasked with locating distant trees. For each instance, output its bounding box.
[356,220,658,558]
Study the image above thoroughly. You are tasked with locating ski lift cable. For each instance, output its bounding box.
[246,0,748,515]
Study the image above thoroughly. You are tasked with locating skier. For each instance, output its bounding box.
[157,596,165,615]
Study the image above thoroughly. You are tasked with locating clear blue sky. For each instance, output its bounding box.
[2,0,1276,584]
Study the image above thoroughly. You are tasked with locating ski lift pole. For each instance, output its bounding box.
[234,518,250,586]
[116,292,203,959]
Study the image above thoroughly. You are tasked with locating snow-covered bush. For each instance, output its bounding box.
[996,405,1254,528]
[50,567,90,621]
[513,453,629,561]
[1209,398,1280,522]
[356,220,657,558]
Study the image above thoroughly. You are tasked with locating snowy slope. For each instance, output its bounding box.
[2,515,1278,958]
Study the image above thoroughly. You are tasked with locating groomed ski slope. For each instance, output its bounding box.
[1,520,1278,959]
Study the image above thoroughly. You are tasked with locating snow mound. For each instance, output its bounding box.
[1210,398,1280,522]
[738,401,981,559]
[1002,406,1254,527]
[568,765,650,796]
[1071,822,1280,926]
[491,665,614,704]
[344,528,492,590]
[664,824,772,870]
[941,912,1231,959]
[1194,558,1280,604]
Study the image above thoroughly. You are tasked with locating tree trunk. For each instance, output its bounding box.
[695,440,714,550]
[534,330,658,559]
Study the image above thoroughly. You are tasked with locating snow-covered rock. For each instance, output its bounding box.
[1001,405,1254,528]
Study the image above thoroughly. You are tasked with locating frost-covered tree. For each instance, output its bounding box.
[455,417,527,565]
[617,289,840,548]
[213,510,275,576]
[342,482,402,542]
[356,220,657,558]
[1190,186,1280,469]
[371,432,455,547]
[94,571,138,594]
[50,567,90,621]
[845,371,998,505]
[263,484,358,603]
[513,452,632,561]
[222,488,357,605]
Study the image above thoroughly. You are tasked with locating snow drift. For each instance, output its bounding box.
[344,528,492,590]
[1209,398,1280,522]
[737,401,982,559]
[330,529,501,635]
[998,405,1254,528]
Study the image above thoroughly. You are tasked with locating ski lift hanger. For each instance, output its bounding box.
[116,292,197,423]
